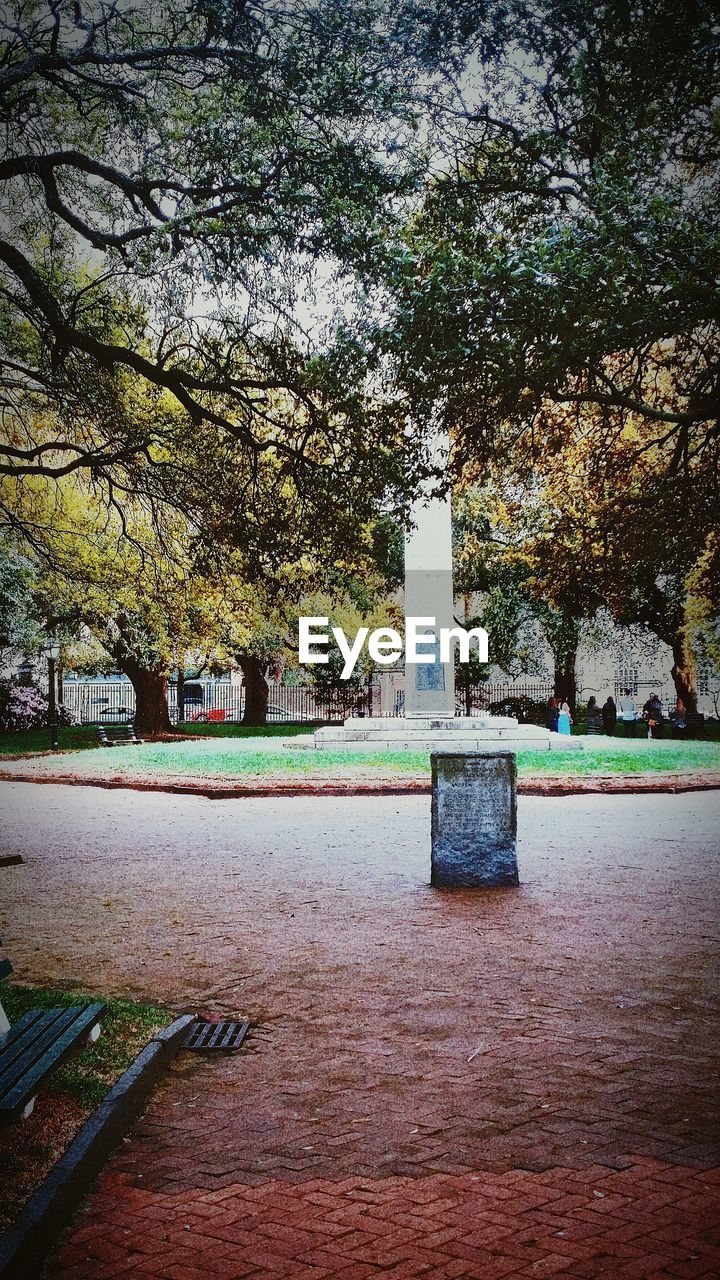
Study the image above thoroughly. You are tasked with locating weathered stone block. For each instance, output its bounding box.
[431,751,518,888]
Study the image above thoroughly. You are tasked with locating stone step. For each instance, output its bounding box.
[309,735,582,753]
[339,716,519,731]
[315,727,550,743]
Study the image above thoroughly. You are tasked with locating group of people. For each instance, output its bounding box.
[547,690,690,739]
[545,696,574,735]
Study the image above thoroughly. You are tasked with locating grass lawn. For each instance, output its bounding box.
[178,722,315,738]
[513,739,720,775]
[0,722,314,756]
[0,986,170,1232]
[7,733,718,778]
[0,725,99,755]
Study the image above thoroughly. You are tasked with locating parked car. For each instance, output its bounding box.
[266,703,296,721]
[88,696,133,723]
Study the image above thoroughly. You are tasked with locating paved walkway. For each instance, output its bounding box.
[1,783,719,1279]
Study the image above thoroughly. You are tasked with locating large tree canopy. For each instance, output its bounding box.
[387,0,720,480]
[0,0,501,531]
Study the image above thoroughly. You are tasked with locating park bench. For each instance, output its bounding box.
[0,989,105,1122]
[96,724,142,747]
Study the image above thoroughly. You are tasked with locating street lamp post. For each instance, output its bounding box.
[46,639,60,750]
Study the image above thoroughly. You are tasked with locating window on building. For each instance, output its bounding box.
[616,666,639,695]
[697,665,712,697]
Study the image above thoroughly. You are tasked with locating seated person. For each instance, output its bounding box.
[670,697,687,737]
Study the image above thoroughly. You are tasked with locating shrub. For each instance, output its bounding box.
[488,695,550,725]
[0,680,77,731]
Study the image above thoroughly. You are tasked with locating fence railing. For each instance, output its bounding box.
[454,680,554,718]
[62,678,557,725]
[61,682,137,724]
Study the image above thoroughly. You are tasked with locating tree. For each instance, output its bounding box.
[0,0,490,523]
[0,540,42,663]
[453,484,591,709]
[386,1,720,479]
[3,419,409,731]
[492,391,720,712]
[686,532,720,677]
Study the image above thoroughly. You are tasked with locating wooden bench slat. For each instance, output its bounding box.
[0,1003,105,1118]
[97,725,141,747]
[0,1007,72,1078]
[0,1007,81,1094]
[0,1007,44,1050]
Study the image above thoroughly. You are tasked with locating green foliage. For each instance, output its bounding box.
[307,659,366,716]
[686,532,720,673]
[0,0,481,539]
[369,515,405,589]
[0,542,40,656]
[386,2,720,482]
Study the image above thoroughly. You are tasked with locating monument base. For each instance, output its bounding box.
[311,715,582,752]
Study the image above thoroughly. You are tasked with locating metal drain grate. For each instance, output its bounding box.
[182,1019,250,1053]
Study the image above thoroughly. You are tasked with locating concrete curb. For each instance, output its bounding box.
[0,769,719,799]
[0,1013,195,1279]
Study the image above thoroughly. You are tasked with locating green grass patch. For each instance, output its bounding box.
[0,986,170,1232]
[514,739,720,775]
[40,734,720,778]
[0,725,99,756]
[0,722,315,756]
[179,722,314,738]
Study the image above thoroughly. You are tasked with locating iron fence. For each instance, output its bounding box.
[61,680,360,725]
[63,678,557,725]
[454,679,554,718]
[61,681,136,724]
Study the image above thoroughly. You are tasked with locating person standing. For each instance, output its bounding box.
[546,696,559,732]
[557,698,572,735]
[602,695,617,735]
[618,688,637,736]
[643,692,664,739]
[585,696,602,734]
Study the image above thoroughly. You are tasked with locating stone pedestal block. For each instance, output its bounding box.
[431,752,518,888]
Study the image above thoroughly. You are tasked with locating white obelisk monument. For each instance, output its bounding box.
[312,434,580,750]
[403,447,456,718]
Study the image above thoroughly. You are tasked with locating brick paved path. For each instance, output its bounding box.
[1,783,719,1279]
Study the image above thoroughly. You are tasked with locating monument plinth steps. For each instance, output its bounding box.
[313,715,582,751]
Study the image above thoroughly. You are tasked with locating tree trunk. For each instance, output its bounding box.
[239,654,269,727]
[550,621,579,712]
[670,633,698,714]
[176,668,186,725]
[539,607,580,713]
[554,649,577,712]
[120,658,172,735]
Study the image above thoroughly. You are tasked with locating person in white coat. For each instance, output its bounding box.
[618,688,637,736]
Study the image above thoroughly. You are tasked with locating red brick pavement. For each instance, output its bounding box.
[51,1163,720,1280]
[0,783,718,1278]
